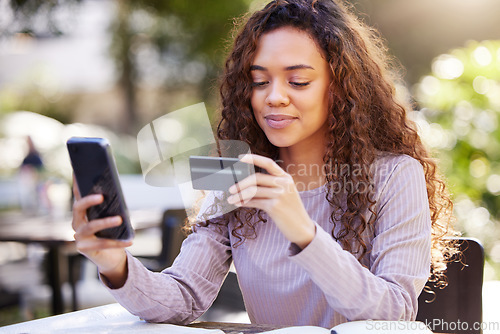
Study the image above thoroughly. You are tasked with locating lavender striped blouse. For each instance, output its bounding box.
[104,153,431,328]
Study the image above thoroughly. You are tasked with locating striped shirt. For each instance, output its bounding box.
[105,153,431,328]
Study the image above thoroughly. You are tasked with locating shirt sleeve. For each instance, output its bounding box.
[100,218,232,324]
[288,155,431,321]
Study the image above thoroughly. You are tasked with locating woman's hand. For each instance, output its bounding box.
[71,180,132,288]
[227,154,316,249]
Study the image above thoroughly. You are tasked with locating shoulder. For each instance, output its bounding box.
[370,153,426,200]
[371,153,424,183]
[373,152,422,172]
[369,154,431,238]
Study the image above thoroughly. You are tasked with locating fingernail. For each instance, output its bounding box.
[227,195,235,204]
[228,185,236,194]
[91,194,103,201]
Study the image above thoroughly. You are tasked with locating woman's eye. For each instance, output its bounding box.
[252,81,269,87]
[290,81,310,87]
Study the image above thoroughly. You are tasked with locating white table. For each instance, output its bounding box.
[1,303,208,333]
[1,303,441,334]
[0,303,284,334]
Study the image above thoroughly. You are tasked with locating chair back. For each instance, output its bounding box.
[416,237,484,334]
[159,209,188,268]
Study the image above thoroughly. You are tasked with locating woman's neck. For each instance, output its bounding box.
[278,145,326,192]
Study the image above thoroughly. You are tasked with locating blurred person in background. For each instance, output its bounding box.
[19,136,48,214]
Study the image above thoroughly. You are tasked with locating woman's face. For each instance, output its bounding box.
[250,26,331,150]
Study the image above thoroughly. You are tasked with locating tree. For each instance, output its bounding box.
[414,40,500,279]
[1,0,250,132]
[108,0,250,133]
[0,0,82,38]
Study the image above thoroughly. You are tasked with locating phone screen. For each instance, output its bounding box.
[67,137,133,240]
[85,162,122,224]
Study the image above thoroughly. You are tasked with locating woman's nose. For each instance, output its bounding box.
[265,82,290,107]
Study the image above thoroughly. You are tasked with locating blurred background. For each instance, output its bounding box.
[1,0,500,327]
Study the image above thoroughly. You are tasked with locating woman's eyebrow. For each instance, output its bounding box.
[285,64,315,71]
[250,64,315,71]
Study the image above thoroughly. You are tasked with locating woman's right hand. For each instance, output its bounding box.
[71,181,133,288]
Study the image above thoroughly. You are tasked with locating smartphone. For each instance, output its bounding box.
[67,137,134,240]
[189,156,259,191]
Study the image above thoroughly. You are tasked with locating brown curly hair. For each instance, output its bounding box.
[196,0,459,287]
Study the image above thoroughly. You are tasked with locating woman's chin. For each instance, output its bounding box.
[267,136,296,148]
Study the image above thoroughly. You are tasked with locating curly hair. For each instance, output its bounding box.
[196,0,459,287]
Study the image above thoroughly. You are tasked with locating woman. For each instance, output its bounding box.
[72,0,458,328]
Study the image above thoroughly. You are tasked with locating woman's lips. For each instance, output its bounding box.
[264,115,297,129]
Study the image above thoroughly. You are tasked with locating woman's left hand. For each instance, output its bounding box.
[227,154,316,249]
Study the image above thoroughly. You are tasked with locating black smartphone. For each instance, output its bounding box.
[189,156,258,191]
[67,137,134,240]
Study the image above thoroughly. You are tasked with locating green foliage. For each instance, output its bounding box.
[108,1,251,112]
[2,0,81,37]
[0,85,76,124]
[415,41,500,205]
[414,40,500,278]
[2,0,252,132]
[137,0,250,64]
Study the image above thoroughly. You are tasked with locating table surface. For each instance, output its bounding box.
[0,209,163,245]
[188,322,286,334]
[0,303,441,334]
[0,303,284,334]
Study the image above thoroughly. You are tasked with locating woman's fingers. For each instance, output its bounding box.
[69,186,131,275]
[229,172,276,194]
[72,175,81,200]
[73,194,104,212]
[72,194,103,230]
[74,215,131,253]
[75,215,123,238]
[228,184,282,205]
[239,154,286,176]
[228,155,295,206]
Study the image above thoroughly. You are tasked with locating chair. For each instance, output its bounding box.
[211,271,246,312]
[138,209,188,272]
[416,237,484,334]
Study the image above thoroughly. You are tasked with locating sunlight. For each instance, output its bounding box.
[432,54,464,80]
[486,174,500,195]
[473,76,491,94]
[473,45,493,67]
[419,75,440,96]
